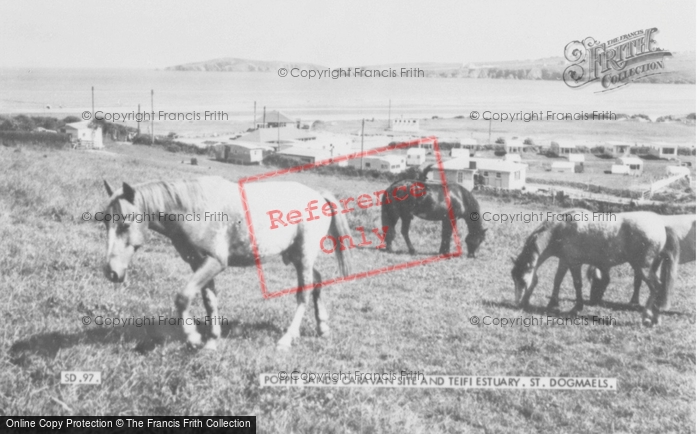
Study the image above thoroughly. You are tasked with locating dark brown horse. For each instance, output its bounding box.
[381,167,486,257]
[510,209,680,326]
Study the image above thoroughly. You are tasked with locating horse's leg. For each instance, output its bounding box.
[200,280,221,350]
[383,208,399,252]
[641,265,663,327]
[630,268,643,306]
[400,216,416,255]
[439,218,453,255]
[547,261,569,310]
[175,256,225,348]
[181,251,221,350]
[570,264,584,312]
[520,273,539,308]
[634,257,660,307]
[311,269,329,337]
[278,258,314,350]
[590,267,610,305]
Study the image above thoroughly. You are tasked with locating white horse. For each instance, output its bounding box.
[102,176,352,350]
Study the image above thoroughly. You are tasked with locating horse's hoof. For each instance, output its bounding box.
[546,302,559,311]
[642,317,653,327]
[276,341,292,352]
[186,333,203,349]
[573,303,584,312]
[317,323,331,337]
[409,249,417,255]
[276,333,296,350]
[202,339,218,351]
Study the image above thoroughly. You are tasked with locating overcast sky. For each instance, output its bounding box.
[0,0,695,68]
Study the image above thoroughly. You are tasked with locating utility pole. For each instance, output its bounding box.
[91,86,94,120]
[488,118,492,144]
[137,103,141,134]
[360,118,365,172]
[150,90,154,145]
[253,101,257,129]
[387,99,391,130]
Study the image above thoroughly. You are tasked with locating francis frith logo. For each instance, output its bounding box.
[563,28,672,92]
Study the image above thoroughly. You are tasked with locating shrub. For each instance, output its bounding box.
[62,116,81,124]
[495,137,505,145]
[0,131,71,148]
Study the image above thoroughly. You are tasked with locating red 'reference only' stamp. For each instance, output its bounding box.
[238,136,462,299]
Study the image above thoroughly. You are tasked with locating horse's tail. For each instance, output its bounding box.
[320,191,352,277]
[658,226,680,309]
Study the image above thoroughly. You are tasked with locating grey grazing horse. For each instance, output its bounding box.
[587,214,695,306]
[102,176,352,350]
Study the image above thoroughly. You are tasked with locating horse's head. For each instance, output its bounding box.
[465,228,487,258]
[510,242,539,306]
[102,181,146,283]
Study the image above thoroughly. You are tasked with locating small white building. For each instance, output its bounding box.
[450,148,471,158]
[61,121,103,148]
[239,127,314,146]
[612,156,643,175]
[459,137,479,150]
[474,158,527,190]
[429,156,476,190]
[666,165,690,177]
[550,161,576,173]
[549,140,578,156]
[215,141,273,164]
[391,118,420,132]
[648,143,679,159]
[278,147,348,166]
[349,154,406,173]
[255,110,296,128]
[504,140,525,154]
[406,148,426,166]
[604,141,633,155]
[295,133,353,158]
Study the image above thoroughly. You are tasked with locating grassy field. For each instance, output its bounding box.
[0,143,695,433]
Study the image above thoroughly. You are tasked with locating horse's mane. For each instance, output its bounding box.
[514,223,553,267]
[134,178,212,215]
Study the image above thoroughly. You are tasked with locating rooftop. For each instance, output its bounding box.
[226,140,275,151]
[64,121,98,130]
[255,110,295,124]
[439,156,472,170]
[278,147,332,159]
[617,156,644,164]
[239,127,314,143]
[473,158,527,172]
